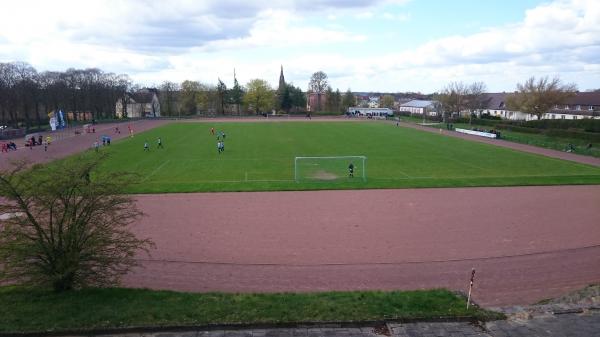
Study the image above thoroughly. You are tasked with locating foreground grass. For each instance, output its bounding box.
[74,121,600,193]
[0,287,502,333]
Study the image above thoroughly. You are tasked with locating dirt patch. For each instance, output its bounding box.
[311,170,338,180]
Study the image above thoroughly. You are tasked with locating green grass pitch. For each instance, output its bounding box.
[94,121,600,193]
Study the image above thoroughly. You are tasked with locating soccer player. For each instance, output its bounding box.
[348,162,354,178]
[128,124,134,138]
[211,127,215,135]
[157,137,163,149]
[144,141,149,151]
[217,140,222,154]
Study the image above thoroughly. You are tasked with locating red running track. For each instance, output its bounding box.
[125,185,600,306]
[0,119,169,171]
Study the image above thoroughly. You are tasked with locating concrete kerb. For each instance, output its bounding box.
[0,316,495,337]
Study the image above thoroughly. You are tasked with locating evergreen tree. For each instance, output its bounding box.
[342,89,355,112]
[280,85,292,112]
[217,78,228,114]
[334,89,342,113]
[229,71,245,114]
[288,84,306,112]
[325,86,334,112]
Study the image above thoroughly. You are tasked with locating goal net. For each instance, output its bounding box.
[294,156,367,182]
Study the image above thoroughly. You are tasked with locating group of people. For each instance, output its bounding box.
[93,135,113,152]
[143,137,163,152]
[1,141,18,152]
[212,127,227,154]
[26,135,52,151]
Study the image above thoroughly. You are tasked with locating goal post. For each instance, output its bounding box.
[294,156,367,182]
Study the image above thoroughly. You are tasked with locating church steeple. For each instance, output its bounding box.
[278,65,285,92]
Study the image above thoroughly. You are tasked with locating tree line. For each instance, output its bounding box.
[434,76,578,121]
[1,60,582,130]
[165,78,308,116]
[0,62,131,129]
[0,62,312,130]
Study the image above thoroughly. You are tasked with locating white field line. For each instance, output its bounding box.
[142,160,170,182]
[395,169,412,178]
[444,156,488,171]
[142,173,598,185]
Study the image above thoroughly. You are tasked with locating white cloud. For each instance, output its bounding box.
[0,0,598,92]
[116,0,600,92]
[198,9,366,51]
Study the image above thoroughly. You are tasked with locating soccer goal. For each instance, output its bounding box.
[294,156,367,182]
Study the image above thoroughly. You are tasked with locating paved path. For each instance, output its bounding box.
[70,311,600,336]
[126,185,600,307]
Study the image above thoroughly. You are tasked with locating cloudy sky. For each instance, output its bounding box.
[0,0,598,93]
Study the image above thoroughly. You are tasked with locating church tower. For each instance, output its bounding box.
[277,65,287,111]
[278,65,285,93]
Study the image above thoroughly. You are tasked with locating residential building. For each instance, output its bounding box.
[306,92,327,112]
[368,96,380,108]
[480,92,600,120]
[546,92,600,120]
[116,88,161,118]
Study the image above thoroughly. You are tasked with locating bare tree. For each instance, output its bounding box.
[380,94,395,109]
[465,82,488,124]
[159,81,179,117]
[506,76,577,120]
[436,82,468,123]
[308,71,328,112]
[436,81,487,124]
[0,154,154,291]
[0,62,137,127]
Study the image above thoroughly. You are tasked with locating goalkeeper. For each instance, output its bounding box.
[348,162,354,178]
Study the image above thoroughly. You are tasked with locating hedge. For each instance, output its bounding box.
[544,129,600,142]
[453,118,502,127]
[495,124,542,134]
[523,119,600,133]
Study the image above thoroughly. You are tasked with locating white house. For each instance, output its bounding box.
[398,100,438,116]
[480,92,600,121]
[347,107,394,117]
[116,88,161,118]
[368,96,380,108]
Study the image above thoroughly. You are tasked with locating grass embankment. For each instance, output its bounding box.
[0,287,502,333]
[401,116,600,158]
[68,121,600,193]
